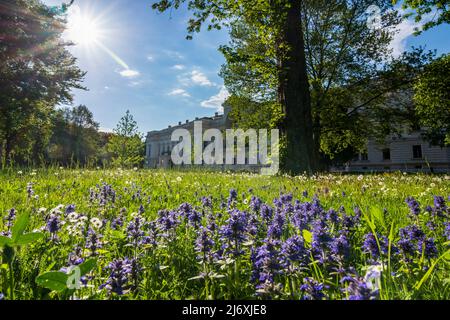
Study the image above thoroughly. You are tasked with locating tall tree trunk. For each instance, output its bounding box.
[278,0,317,174]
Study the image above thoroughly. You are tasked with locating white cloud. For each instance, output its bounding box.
[191,70,214,86]
[389,9,431,57]
[119,69,140,78]
[164,50,184,60]
[201,86,230,111]
[147,55,154,62]
[172,64,186,70]
[99,127,113,133]
[169,88,191,98]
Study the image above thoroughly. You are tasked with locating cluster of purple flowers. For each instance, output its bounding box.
[85,228,103,256]
[341,276,379,300]
[398,225,437,260]
[100,258,140,295]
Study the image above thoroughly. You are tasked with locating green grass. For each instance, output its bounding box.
[0,168,449,300]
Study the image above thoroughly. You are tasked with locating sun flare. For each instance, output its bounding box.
[66,6,102,46]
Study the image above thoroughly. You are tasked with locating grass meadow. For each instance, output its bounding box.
[0,168,449,300]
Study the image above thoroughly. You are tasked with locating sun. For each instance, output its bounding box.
[65,5,102,46]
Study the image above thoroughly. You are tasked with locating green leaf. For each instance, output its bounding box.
[370,206,384,227]
[302,229,312,244]
[0,236,13,247]
[78,258,96,276]
[36,271,69,292]
[14,232,44,246]
[12,212,30,242]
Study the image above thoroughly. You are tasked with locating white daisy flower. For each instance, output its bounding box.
[90,217,103,229]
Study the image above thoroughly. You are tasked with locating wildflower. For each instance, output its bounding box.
[111,216,124,230]
[90,217,103,229]
[280,235,309,268]
[46,214,61,236]
[267,212,285,239]
[445,222,450,241]
[219,209,248,256]
[201,196,212,208]
[250,196,262,212]
[342,276,379,300]
[85,228,102,256]
[68,246,85,266]
[195,227,215,261]
[405,197,420,216]
[100,258,133,295]
[418,238,438,259]
[260,204,273,222]
[330,234,350,262]
[4,208,16,229]
[300,278,327,300]
[126,217,145,245]
[227,189,238,207]
[187,210,202,228]
[251,239,282,288]
[362,233,389,260]
[65,204,76,215]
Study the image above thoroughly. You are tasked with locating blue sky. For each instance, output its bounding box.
[43,0,450,134]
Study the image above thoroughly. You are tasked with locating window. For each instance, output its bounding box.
[382,148,391,161]
[361,153,368,161]
[413,145,422,159]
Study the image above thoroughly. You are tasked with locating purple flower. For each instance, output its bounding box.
[434,196,446,210]
[300,278,327,300]
[250,196,262,212]
[228,189,238,207]
[330,234,350,262]
[405,197,420,216]
[342,276,379,300]
[219,209,248,256]
[65,204,76,215]
[85,228,102,256]
[111,216,124,230]
[157,210,179,233]
[251,239,282,288]
[267,212,285,239]
[362,233,389,259]
[201,196,213,208]
[187,210,203,228]
[326,209,339,224]
[418,238,438,259]
[178,203,193,216]
[311,219,332,262]
[101,258,135,295]
[127,217,145,245]
[260,204,273,222]
[4,208,16,228]
[445,222,450,241]
[46,214,61,235]
[68,246,85,266]
[195,227,215,261]
[280,235,309,268]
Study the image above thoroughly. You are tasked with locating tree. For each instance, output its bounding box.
[107,110,145,168]
[220,1,431,166]
[394,0,449,33]
[0,0,85,166]
[151,0,320,174]
[414,54,450,146]
[47,105,101,166]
